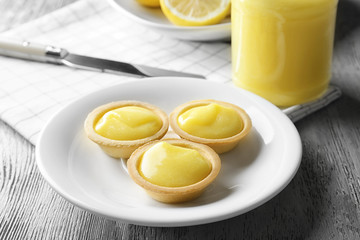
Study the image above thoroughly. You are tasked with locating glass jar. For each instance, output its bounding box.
[232,0,338,107]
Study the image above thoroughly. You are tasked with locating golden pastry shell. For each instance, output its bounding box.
[127,139,221,204]
[84,100,169,159]
[169,99,252,154]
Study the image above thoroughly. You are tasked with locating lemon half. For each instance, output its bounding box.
[160,0,231,26]
[136,0,160,8]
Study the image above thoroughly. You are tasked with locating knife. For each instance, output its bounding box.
[0,38,205,79]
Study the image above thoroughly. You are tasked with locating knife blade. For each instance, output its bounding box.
[0,38,205,79]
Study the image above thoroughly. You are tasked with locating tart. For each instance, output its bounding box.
[169,99,252,154]
[84,100,169,159]
[127,139,221,203]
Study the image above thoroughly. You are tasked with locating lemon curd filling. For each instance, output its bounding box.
[94,106,162,140]
[138,142,212,187]
[177,103,244,139]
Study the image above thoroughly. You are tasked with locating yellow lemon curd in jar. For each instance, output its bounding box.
[138,142,212,187]
[177,103,243,139]
[94,106,162,140]
[232,0,338,106]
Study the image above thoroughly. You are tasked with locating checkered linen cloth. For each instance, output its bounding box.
[0,0,341,145]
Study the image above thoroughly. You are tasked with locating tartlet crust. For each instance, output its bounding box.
[127,139,221,203]
[169,99,252,154]
[84,100,169,159]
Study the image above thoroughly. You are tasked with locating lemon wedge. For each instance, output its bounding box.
[160,0,231,26]
[136,0,160,8]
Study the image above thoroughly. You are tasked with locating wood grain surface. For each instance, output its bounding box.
[1,0,360,239]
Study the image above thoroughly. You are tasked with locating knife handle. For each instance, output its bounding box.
[0,38,68,63]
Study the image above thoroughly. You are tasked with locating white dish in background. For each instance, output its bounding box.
[36,77,302,227]
[107,0,231,41]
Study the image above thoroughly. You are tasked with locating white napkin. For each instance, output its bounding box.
[0,0,341,145]
[282,86,341,122]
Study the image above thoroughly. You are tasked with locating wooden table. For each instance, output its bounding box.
[1,0,360,239]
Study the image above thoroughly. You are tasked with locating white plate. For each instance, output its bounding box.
[36,77,302,227]
[107,0,231,41]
